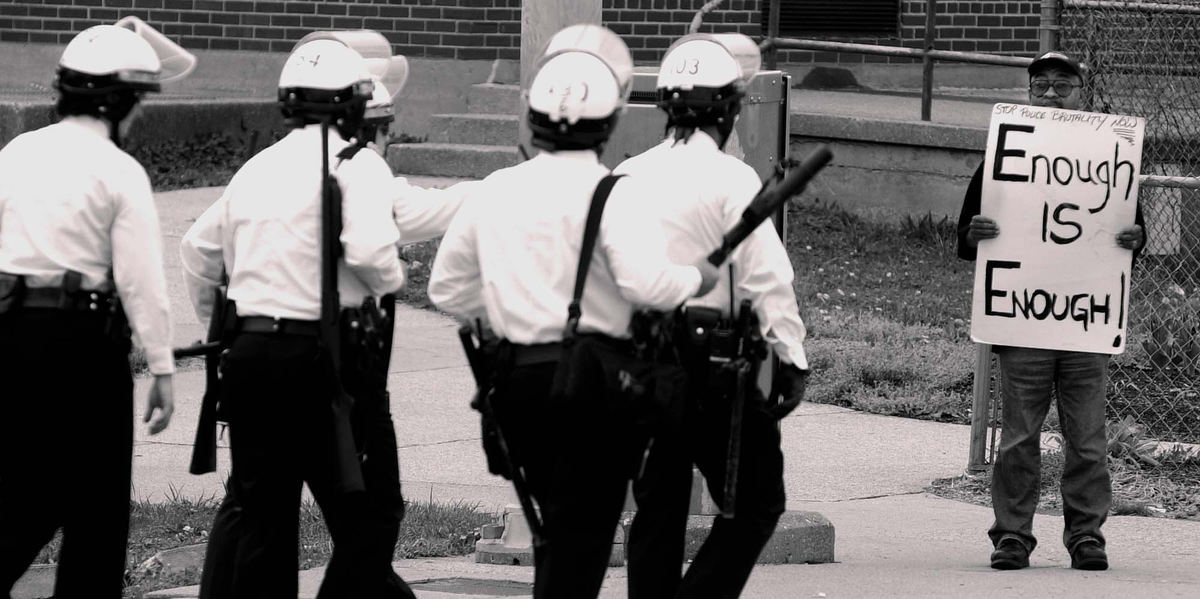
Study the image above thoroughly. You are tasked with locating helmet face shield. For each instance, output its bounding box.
[279,39,373,92]
[293,30,408,112]
[656,33,761,93]
[536,24,633,106]
[115,16,195,83]
[527,52,621,125]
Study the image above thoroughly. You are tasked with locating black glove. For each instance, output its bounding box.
[767,363,809,420]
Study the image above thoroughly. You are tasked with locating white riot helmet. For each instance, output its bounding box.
[526,24,632,151]
[278,39,375,139]
[656,33,761,143]
[292,30,410,154]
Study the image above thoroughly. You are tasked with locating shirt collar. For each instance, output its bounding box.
[533,148,601,165]
[673,129,720,151]
[59,115,111,140]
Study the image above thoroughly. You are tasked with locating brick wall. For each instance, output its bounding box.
[0,0,1041,64]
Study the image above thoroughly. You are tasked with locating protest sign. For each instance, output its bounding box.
[970,103,1144,354]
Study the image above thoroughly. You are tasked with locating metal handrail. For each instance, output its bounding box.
[760,37,1034,69]
[1065,0,1200,15]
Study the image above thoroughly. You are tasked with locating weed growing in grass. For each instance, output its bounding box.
[396,239,441,310]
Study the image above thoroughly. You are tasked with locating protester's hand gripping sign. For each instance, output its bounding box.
[970,103,1144,354]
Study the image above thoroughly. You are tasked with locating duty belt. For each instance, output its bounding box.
[508,341,562,366]
[20,286,115,312]
[236,315,322,336]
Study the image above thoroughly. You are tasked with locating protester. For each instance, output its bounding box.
[956,50,1146,572]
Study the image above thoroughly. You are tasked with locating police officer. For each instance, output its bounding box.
[428,24,719,599]
[615,33,811,599]
[0,22,184,598]
[180,39,410,598]
[294,30,478,596]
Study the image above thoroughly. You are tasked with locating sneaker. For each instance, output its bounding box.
[990,538,1030,570]
[1070,539,1109,571]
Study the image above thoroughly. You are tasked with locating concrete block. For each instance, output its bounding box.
[487,59,521,85]
[467,83,521,115]
[154,542,208,574]
[386,142,520,179]
[480,522,505,540]
[428,114,519,146]
[680,510,835,565]
[476,505,535,566]
[788,134,982,221]
[475,539,534,566]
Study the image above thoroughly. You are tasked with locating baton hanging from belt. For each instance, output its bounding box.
[459,324,546,547]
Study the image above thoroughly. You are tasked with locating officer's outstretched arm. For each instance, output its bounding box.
[180,193,230,324]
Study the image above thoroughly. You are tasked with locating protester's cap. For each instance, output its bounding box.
[1028,51,1085,79]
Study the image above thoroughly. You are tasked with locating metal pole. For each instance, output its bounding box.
[768,38,1034,67]
[968,343,994,471]
[767,0,780,71]
[1065,0,1200,15]
[1040,0,1059,52]
[921,0,936,121]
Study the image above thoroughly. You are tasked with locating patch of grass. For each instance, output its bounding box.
[129,348,204,377]
[131,131,268,192]
[789,199,974,331]
[928,448,1200,522]
[396,239,440,311]
[29,491,495,598]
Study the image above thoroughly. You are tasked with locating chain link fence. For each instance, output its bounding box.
[1057,0,1200,449]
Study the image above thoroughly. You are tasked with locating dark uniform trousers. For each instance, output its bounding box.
[627,351,786,599]
[0,308,134,599]
[197,327,413,599]
[490,346,642,599]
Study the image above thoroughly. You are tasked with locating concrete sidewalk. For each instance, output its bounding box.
[142,185,1200,598]
[16,175,1200,597]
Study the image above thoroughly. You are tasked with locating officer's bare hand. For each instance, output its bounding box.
[693,260,720,297]
[966,215,999,246]
[1116,224,1145,251]
[144,374,174,435]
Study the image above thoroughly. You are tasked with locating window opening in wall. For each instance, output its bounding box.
[763,0,901,38]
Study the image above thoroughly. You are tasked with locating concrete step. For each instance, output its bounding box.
[386,142,520,179]
[467,83,521,115]
[429,113,519,146]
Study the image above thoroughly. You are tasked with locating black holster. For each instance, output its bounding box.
[341,296,396,451]
[189,292,235,475]
[0,273,26,314]
[677,304,766,407]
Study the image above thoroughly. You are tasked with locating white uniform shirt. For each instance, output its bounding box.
[391,177,478,245]
[429,150,702,344]
[615,131,809,369]
[180,125,405,323]
[0,116,175,375]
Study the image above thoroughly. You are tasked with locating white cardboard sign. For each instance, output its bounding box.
[970,103,1145,354]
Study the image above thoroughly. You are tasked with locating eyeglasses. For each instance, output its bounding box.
[1029,80,1080,97]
